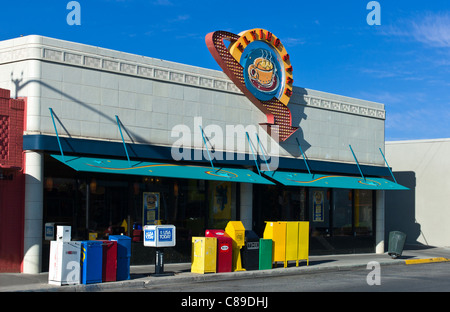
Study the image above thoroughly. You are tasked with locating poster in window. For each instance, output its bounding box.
[209,181,231,229]
[143,192,159,225]
[313,191,324,222]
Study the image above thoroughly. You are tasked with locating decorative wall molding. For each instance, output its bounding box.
[303,95,386,120]
[0,43,385,120]
[39,47,242,94]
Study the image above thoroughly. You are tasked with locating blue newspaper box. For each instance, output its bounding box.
[80,241,103,284]
[109,235,131,281]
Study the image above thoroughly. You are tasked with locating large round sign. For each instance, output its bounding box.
[241,41,284,101]
[205,29,298,141]
[228,28,294,107]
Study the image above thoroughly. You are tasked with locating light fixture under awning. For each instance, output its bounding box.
[263,171,408,190]
[51,154,275,185]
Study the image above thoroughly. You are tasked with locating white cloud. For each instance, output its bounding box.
[152,0,173,5]
[168,14,190,23]
[385,11,450,48]
[386,106,450,141]
[282,37,306,47]
[410,12,450,48]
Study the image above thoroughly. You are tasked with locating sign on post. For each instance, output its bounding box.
[143,225,176,247]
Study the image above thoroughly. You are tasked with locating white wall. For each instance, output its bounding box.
[385,139,450,247]
[0,35,386,166]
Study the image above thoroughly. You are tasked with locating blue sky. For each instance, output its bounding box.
[1,0,449,141]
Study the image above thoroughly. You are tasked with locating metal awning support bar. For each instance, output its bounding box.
[199,125,215,172]
[349,144,366,181]
[246,132,261,176]
[296,138,312,177]
[256,133,271,172]
[49,108,65,163]
[115,115,131,168]
[379,147,397,184]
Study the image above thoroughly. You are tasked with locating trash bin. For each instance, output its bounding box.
[242,230,259,270]
[80,241,103,284]
[191,237,217,274]
[109,235,131,280]
[259,239,272,270]
[388,231,407,259]
[205,229,232,273]
[100,240,117,282]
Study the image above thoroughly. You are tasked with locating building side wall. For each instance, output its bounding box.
[385,139,450,247]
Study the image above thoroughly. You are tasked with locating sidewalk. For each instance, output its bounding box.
[1,246,449,292]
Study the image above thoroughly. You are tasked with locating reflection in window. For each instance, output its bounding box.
[354,190,373,235]
[208,181,232,229]
[332,189,353,236]
[178,180,207,237]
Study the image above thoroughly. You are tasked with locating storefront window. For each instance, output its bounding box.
[332,189,353,236]
[354,190,373,235]
[175,179,207,236]
[309,188,330,237]
[44,177,84,238]
[253,185,307,236]
[299,188,307,221]
[44,151,377,260]
[88,178,130,239]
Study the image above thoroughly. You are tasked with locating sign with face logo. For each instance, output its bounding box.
[228,29,293,106]
[245,46,282,100]
[206,29,297,141]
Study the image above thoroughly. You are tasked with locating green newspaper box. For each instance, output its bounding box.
[259,238,272,270]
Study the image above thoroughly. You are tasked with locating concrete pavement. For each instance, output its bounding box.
[1,245,449,292]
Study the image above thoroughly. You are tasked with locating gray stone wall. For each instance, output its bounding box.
[0,35,386,166]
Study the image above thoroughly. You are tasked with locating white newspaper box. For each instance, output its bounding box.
[48,241,81,286]
[56,226,71,242]
[144,225,176,247]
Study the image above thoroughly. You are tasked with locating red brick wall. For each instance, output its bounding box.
[0,88,25,272]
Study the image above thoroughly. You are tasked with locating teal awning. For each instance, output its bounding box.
[51,155,274,185]
[263,171,408,190]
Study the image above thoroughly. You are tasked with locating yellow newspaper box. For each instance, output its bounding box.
[263,221,309,268]
[285,221,298,264]
[263,221,286,265]
[191,237,217,274]
[298,221,309,265]
[225,221,246,271]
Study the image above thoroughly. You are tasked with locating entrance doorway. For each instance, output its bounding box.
[254,185,375,255]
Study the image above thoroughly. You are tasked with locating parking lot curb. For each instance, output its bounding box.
[404,257,450,265]
[6,250,450,292]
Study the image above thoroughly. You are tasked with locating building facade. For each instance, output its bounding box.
[0,35,405,273]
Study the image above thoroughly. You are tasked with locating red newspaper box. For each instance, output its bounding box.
[205,229,232,273]
[100,240,117,282]
[132,229,142,242]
